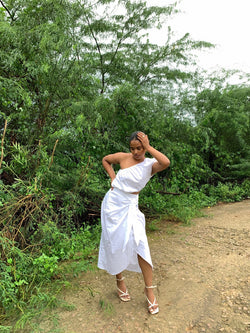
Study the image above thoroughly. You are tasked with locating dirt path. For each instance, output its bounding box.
[51,200,249,333]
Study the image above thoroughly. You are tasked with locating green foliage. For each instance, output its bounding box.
[193,86,250,180]
[141,179,249,225]
[99,298,115,315]
[0,325,12,332]
[0,217,101,329]
[0,0,249,330]
[33,254,59,279]
[201,180,250,203]
[0,149,101,328]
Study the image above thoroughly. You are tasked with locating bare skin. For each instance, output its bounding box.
[116,256,156,306]
[102,132,170,181]
[102,132,170,313]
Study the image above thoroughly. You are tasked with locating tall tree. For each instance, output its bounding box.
[78,0,213,93]
[0,0,215,193]
[193,85,250,180]
[0,0,99,143]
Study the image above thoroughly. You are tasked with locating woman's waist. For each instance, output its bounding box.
[108,187,139,203]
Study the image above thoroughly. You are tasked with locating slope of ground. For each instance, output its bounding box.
[43,200,250,333]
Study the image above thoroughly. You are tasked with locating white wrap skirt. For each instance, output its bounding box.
[98,187,153,275]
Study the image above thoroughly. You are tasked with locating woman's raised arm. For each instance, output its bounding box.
[136,132,170,175]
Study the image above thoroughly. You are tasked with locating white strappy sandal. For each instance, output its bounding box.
[145,285,159,314]
[116,277,131,302]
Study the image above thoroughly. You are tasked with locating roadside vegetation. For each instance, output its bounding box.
[0,0,249,331]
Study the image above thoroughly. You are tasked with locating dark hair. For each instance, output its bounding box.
[129,131,140,143]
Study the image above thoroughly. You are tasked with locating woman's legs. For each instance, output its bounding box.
[137,254,158,313]
[116,272,130,301]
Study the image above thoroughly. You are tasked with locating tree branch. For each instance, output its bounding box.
[0,1,16,21]
[156,190,181,196]
[0,119,7,169]
[85,15,105,93]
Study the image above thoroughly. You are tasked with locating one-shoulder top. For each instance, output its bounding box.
[111,158,156,193]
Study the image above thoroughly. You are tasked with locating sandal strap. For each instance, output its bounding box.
[117,287,129,297]
[145,285,157,289]
[146,296,158,308]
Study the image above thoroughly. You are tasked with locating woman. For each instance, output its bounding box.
[98,131,170,314]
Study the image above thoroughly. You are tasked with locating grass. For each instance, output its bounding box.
[99,298,115,315]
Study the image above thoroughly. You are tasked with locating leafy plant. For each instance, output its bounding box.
[0,0,249,330]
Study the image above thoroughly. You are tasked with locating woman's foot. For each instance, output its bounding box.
[145,286,159,314]
[116,277,131,302]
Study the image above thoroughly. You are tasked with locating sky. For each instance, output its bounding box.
[146,0,250,75]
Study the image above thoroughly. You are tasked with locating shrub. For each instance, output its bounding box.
[202,181,249,203]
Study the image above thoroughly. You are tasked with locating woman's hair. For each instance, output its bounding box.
[129,131,140,143]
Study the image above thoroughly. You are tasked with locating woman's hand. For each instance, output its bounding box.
[137,132,150,150]
[136,132,170,175]
[110,177,115,190]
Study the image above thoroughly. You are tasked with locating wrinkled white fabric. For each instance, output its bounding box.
[98,158,156,275]
[111,158,156,193]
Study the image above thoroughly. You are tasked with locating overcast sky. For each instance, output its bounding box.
[146,0,250,75]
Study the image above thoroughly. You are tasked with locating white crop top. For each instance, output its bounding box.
[111,158,156,193]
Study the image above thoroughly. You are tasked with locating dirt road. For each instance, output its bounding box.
[54,200,250,333]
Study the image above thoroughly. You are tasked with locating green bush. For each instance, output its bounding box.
[33,254,59,279]
[0,223,101,330]
[202,181,249,203]
[141,179,248,225]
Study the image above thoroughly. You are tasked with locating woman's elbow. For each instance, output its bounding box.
[102,156,108,167]
[164,158,170,169]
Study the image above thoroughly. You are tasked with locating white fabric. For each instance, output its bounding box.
[111,158,156,193]
[98,158,156,275]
